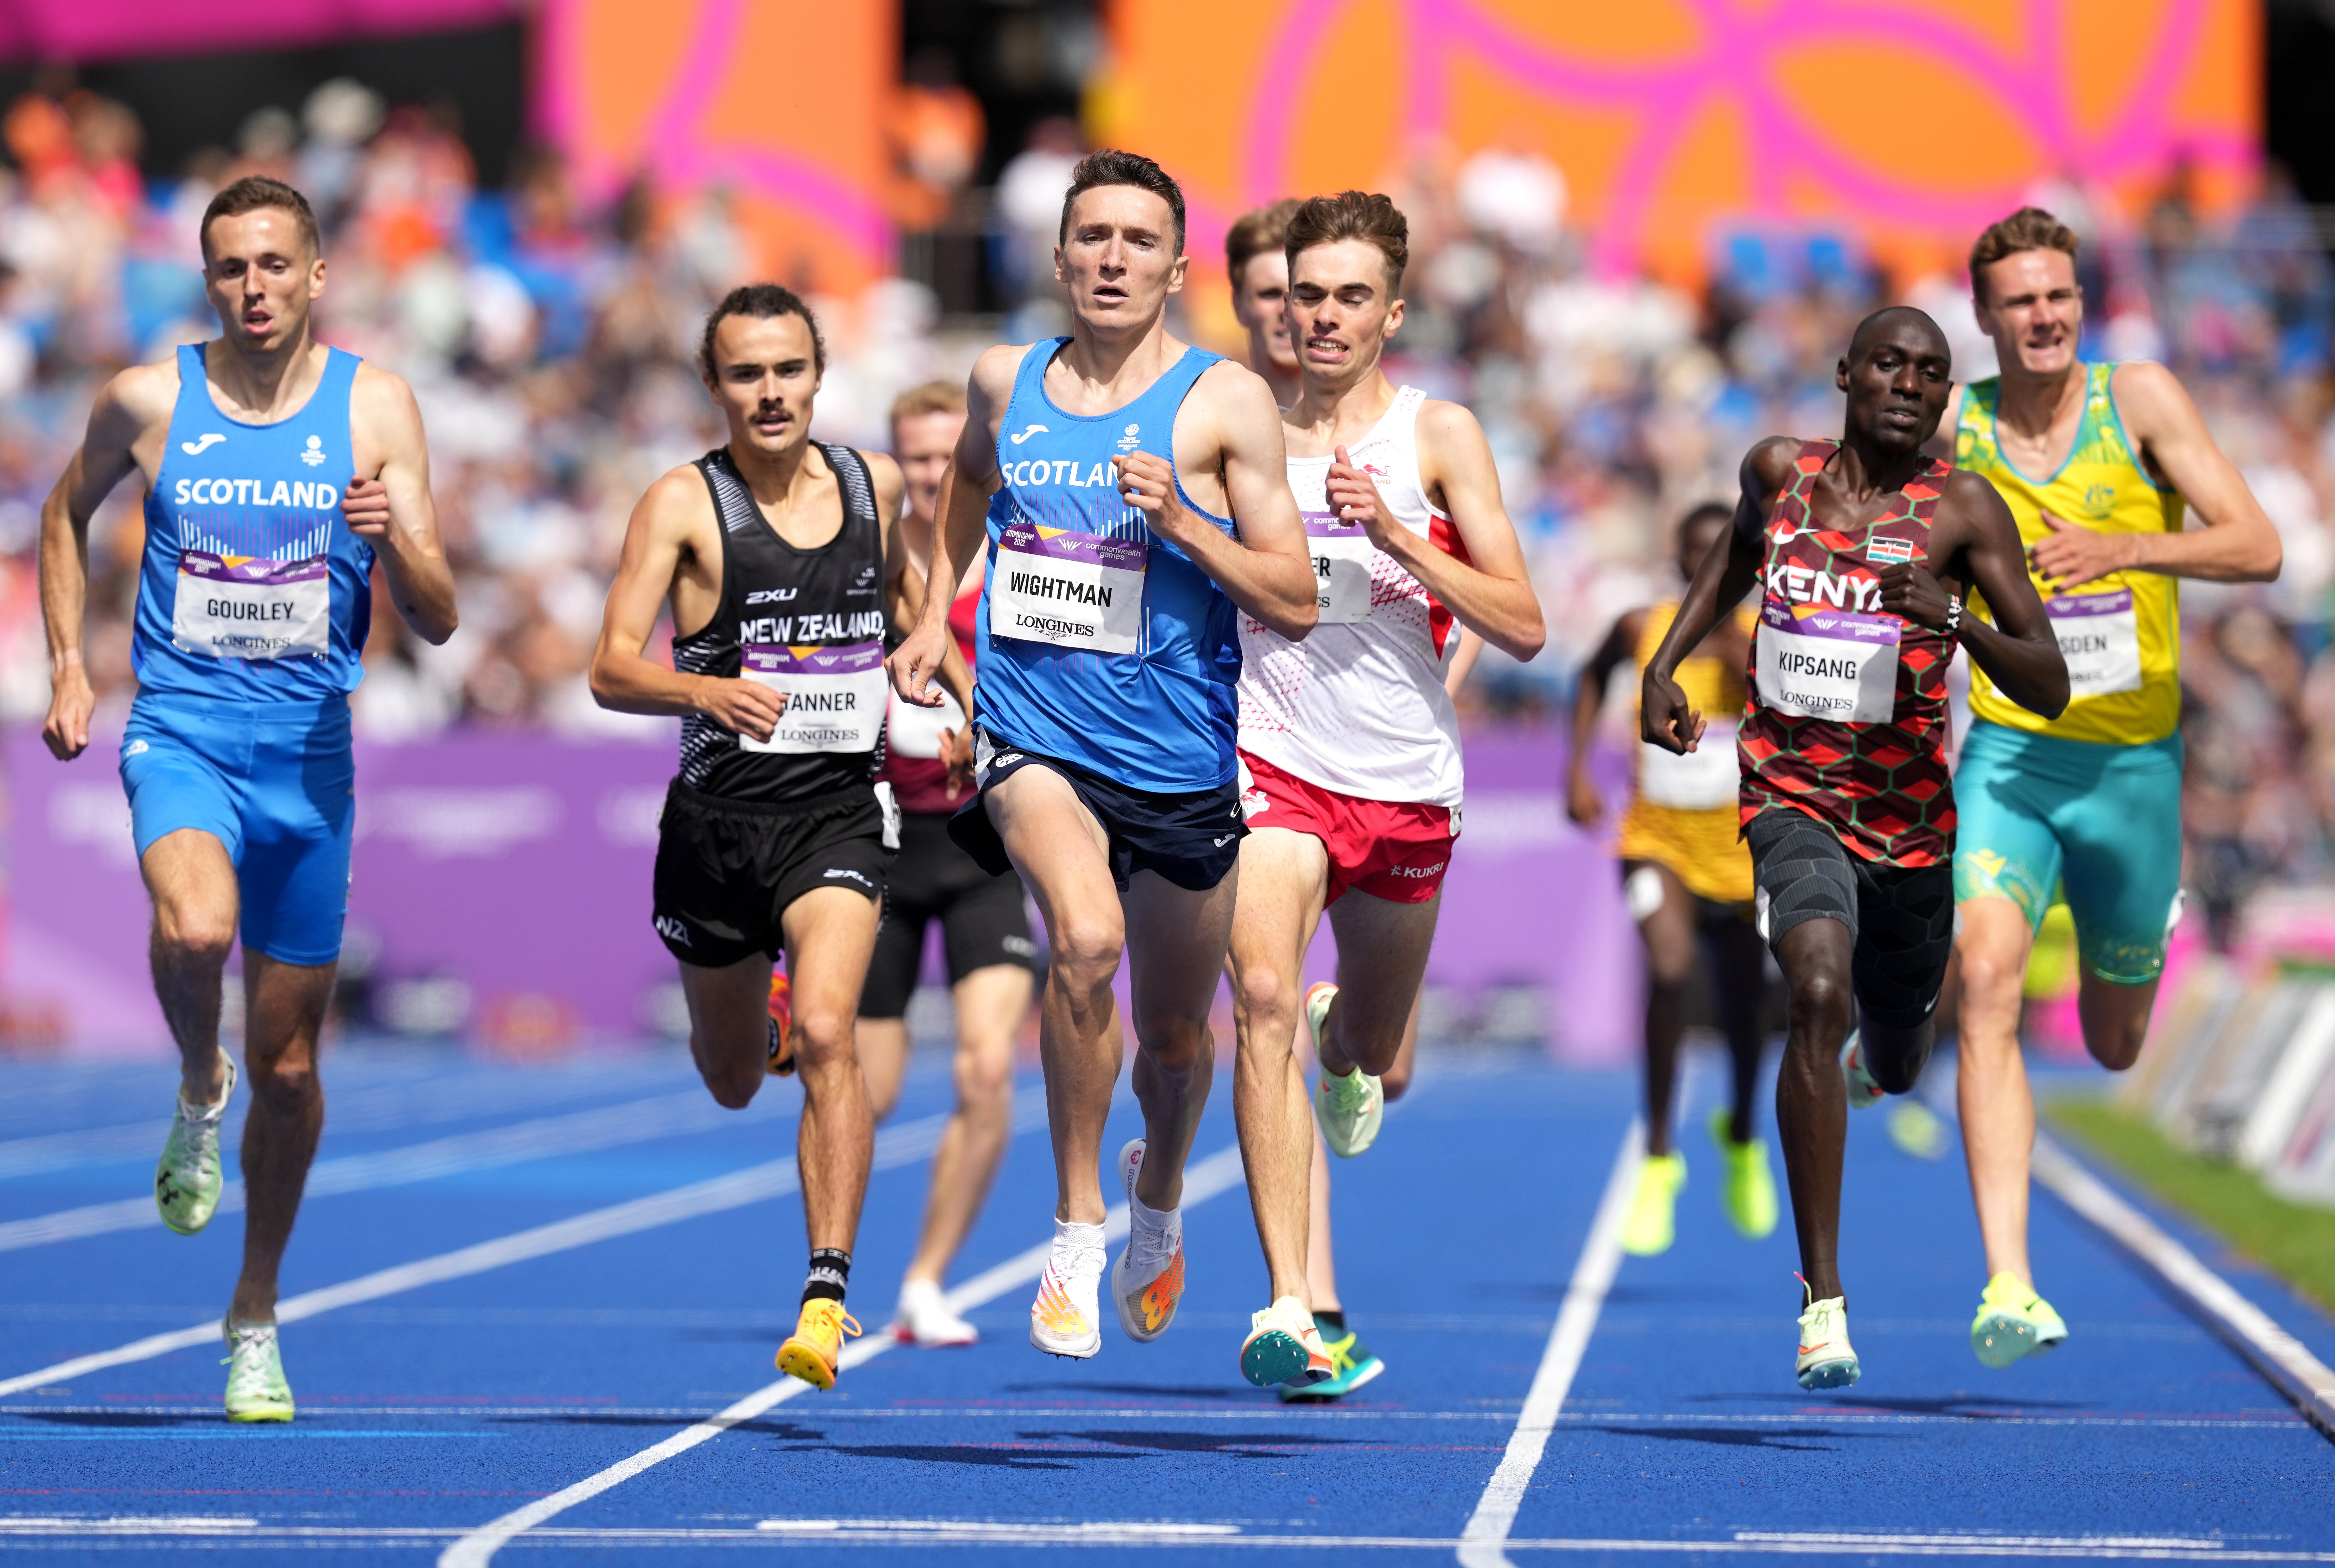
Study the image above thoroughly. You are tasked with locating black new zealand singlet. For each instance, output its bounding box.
[672,443,890,802]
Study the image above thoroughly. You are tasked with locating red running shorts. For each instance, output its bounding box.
[1236,749,1458,906]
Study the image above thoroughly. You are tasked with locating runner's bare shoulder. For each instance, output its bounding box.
[965,343,1036,441]
[1186,357,1279,444]
[91,356,182,449]
[632,461,722,554]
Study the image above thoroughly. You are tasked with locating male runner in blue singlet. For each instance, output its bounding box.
[38,177,458,1422]
[891,149,1316,1361]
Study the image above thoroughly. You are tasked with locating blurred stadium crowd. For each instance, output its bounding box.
[1,78,2332,924]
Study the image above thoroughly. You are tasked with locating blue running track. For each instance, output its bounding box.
[0,1045,2329,1562]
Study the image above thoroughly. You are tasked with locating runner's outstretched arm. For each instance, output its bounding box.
[1114,366,1315,640]
[588,469,786,741]
[2029,362,2281,590]
[1879,471,2068,720]
[1328,400,1544,660]
[37,366,164,761]
[340,367,457,644]
[892,346,1020,707]
[1640,439,1781,755]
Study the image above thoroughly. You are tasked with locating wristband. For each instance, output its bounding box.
[1943,594,1963,637]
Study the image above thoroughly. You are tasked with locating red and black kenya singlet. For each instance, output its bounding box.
[1737,441,1957,868]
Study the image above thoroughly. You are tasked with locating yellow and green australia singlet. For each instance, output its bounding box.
[1955,362,2185,746]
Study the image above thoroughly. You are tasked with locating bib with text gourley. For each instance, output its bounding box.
[171,550,331,662]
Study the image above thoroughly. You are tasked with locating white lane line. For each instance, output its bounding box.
[16,1517,2335,1558]
[5,1403,2310,1431]
[0,1091,749,1253]
[0,1103,1007,1400]
[2032,1131,2335,1441]
[0,1063,670,1180]
[1457,1118,1642,1568]
[437,1140,1253,1568]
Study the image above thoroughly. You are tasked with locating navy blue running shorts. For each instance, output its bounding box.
[950,728,1245,893]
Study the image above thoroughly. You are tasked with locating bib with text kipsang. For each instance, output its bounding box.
[1754,597,1901,724]
[171,551,330,661]
[742,639,886,754]
[990,523,1145,654]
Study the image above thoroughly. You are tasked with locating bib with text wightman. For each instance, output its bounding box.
[170,551,331,661]
[990,522,1146,654]
[2047,588,2143,697]
[1754,597,1901,724]
[1640,719,1740,809]
[1304,510,1375,623]
[741,639,887,754]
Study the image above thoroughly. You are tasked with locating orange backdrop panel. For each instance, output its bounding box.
[1101,0,2259,296]
[537,0,895,296]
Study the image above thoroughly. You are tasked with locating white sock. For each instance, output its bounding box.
[1127,1187,1180,1263]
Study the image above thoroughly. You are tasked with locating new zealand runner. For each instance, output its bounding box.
[1946,209,2281,1367]
[1642,306,2068,1389]
[39,176,458,1422]
[890,149,1315,1362]
[858,379,1039,1348]
[590,285,961,1392]
[1227,191,1544,1391]
[1568,502,1776,1258]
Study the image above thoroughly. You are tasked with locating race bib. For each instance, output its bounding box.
[990,523,1145,653]
[885,683,966,760]
[1754,597,1901,723]
[1304,511,1375,623]
[741,639,886,754]
[2047,588,2143,698]
[171,551,330,662]
[1640,719,1740,809]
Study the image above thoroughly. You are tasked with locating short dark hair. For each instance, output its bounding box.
[1969,206,2082,302]
[1285,190,1409,292]
[698,284,826,381]
[1678,500,1734,541]
[1225,198,1300,280]
[1057,148,1186,254]
[201,176,321,260]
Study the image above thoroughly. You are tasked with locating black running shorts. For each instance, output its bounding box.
[949,729,1246,893]
[1741,807,1954,1031]
[860,811,1040,1019]
[651,781,895,969]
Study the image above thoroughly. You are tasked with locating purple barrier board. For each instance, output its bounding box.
[1,725,1644,1061]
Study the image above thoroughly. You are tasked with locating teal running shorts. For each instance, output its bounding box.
[1951,719,2183,985]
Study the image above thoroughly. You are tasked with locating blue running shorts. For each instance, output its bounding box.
[119,693,356,967]
[1952,719,2184,985]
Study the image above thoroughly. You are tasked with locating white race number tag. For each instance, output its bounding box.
[741,639,887,754]
[1754,597,1901,723]
[885,682,966,759]
[171,551,330,661]
[990,523,1145,653]
[1304,510,1375,623]
[2047,588,2142,698]
[1640,719,1740,809]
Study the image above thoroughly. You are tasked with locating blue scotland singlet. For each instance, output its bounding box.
[133,343,373,702]
[973,339,1240,793]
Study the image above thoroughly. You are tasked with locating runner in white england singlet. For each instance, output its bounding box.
[1237,385,1465,808]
